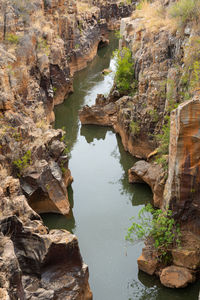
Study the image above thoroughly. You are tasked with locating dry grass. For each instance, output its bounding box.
[132,0,177,33]
[77,1,92,13]
[0,167,8,180]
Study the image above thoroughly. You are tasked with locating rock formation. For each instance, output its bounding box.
[79,0,200,290]
[0,0,134,298]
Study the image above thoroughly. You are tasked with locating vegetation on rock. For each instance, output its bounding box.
[126,204,182,263]
[114,47,137,93]
[13,150,32,177]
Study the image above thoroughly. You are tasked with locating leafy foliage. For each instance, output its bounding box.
[114,47,137,93]
[126,204,181,262]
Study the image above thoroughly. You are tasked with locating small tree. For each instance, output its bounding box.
[126,204,181,263]
[114,47,137,93]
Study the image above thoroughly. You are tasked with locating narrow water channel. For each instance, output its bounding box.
[42,33,200,300]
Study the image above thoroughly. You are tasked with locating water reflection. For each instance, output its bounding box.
[54,33,118,152]
[127,271,200,300]
[80,125,109,143]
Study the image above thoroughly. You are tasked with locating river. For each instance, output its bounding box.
[42,33,200,300]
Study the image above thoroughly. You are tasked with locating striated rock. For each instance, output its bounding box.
[160,266,195,288]
[163,97,200,234]
[128,160,165,207]
[172,249,200,270]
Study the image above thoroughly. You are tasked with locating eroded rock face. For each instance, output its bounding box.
[160,266,195,288]
[0,178,92,299]
[164,97,200,234]
[128,160,165,207]
[172,249,200,270]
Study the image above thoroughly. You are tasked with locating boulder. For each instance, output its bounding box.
[137,247,158,275]
[172,249,200,270]
[160,266,195,288]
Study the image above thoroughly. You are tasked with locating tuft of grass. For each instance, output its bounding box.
[6,33,20,45]
[130,120,140,135]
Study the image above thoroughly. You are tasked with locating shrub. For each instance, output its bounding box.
[6,33,20,45]
[169,0,200,28]
[13,150,32,177]
[126,204,181,262]
[156,116,170,155]
[114,47,137,93]
[148,108,159,122]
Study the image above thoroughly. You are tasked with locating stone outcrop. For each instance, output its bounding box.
[137,247,158,275]
[128,160,165,208]
[172,249,200,270]
[0,176,92,299]
[164,97,200,234]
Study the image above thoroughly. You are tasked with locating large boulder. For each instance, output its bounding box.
[172,249,200,270]
[137,247,159,275]
[160,266,195,288]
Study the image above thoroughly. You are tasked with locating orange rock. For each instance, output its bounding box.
[160,266,195,288]
[172,249,200,270]
[137,247,158,275]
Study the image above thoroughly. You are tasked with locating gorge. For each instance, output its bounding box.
[1,0,200,299]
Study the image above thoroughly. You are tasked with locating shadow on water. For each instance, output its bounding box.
[127,271,200,300]
[42,32,200,300]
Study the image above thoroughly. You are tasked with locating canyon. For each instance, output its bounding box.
[1,0,200,298]
[0,0,133,299]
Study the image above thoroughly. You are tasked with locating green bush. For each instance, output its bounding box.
[126,204,181,262]
[114,47,136,93]
[13,150,32,177]
[169,0,200,28]
[6,33,20,45]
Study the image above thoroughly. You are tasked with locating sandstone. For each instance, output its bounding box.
[163,97,200,234]
[137,247,158,275]
[172,249,200,270]
[129,160,165,207]
[160,266,195,288]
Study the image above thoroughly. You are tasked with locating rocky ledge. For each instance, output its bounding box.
[0,177,92,299]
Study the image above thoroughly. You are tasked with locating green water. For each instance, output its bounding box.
[42,33,200,300]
